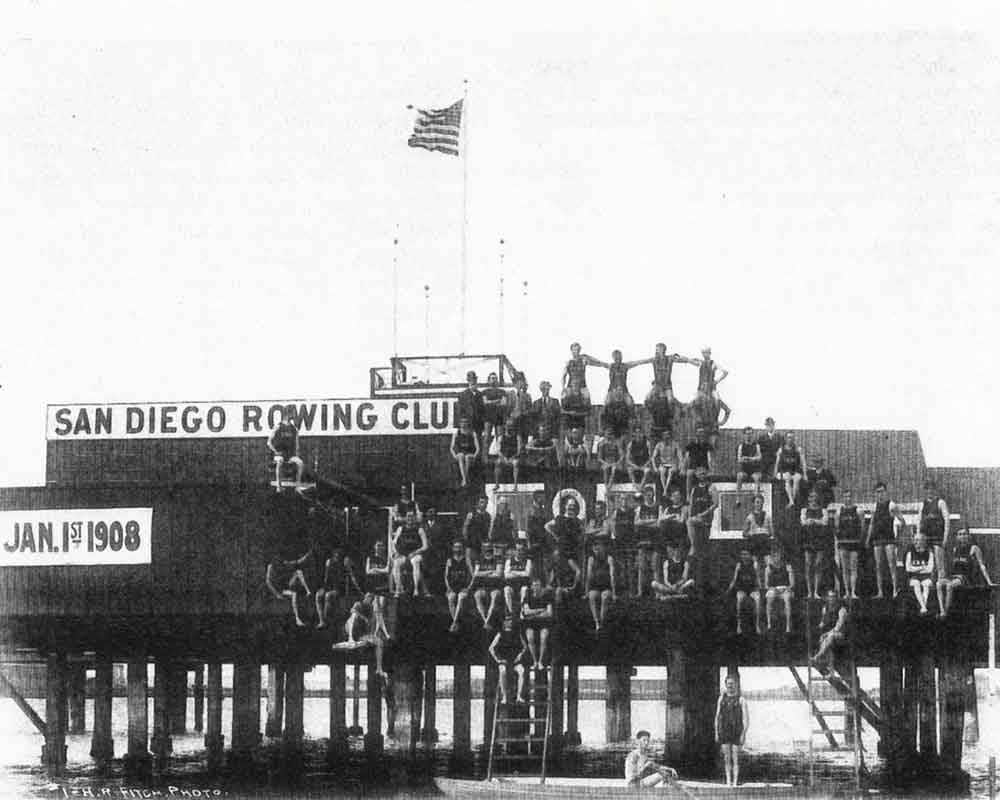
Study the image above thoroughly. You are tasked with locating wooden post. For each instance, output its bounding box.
[265,665,285,739]
[916,654,937,754]
[283,663,305,754]
[483,659,499,750]
[663,651,685,763]
[230,659,260,764]
[880,651,909,780]
[843,660,857,747]
[363,662,384,756]
[193,666,205,734]
[90,655,114,762]
[151,659,173,767]
[452,663,472,764]
[902,660,919,757]
[549,663,565,755]
[392,661,424,755]
[685,659,719,777]
[124,659,151,777]
[963,665,979,745]
[422,665,439,744]
[204,662,224,771]
[68,664,86,734]
[42,651,68,775]
[328,661,348,762]
[565,664,581,745]
[939,660,966,770]
[605,663,631,743]
[168,665,187,735]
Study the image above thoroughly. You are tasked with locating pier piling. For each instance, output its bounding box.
[483,660,499,748]
[168,664,187,734]
[392,661,424,754]
[230,659,261,766]
[283,663,305,753]
[939,659,966,771]
[364,660,384,756]
[68,663,86,734]
[123,658,151,777]
[42,651,68,775]
[422,665,439,744]
[663,651,685,763]
[916,654,937,754]
[193,665,205,733]
[564,665,581,746]
[605,663,631,743]
[265,665,285,739]
[89,654,114,763]
[204,662,224,771]
[328,661,348,762]
[549,663,564,755]
[451,663,472,766]
[151,659,173,767]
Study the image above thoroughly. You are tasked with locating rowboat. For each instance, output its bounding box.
[434,776,811,799]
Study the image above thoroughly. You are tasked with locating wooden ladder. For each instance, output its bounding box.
[486,665,554,784]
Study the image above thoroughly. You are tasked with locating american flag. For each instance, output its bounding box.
[407,99,463,157]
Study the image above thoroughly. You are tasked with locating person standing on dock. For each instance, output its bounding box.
[834,488,863,600]
[715,674,749,787]
[919,480,951,584]
[864,482,906,599]
[800,490,830,600]
[455,371,485,441]
[267,405,304,491]
[624,730,678,788]
[481,371,508,453]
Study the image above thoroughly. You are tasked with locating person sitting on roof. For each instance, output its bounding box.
[727,547,762,636]
[735,426,763,503]
[561,342,599,414]
[625,425,656,488]
[493,420,522,491]
[489,615,529,705]
[651,540,694,598]
[391,509,429,598]
[445,539,474,633]
[811,589,850,670]
[521,576,554,670]
[625,730,678,788]
[481,371,508,453]
[267,405,304,491]
[905,532,936,616]
[449,417,480,488]
[596,426,625,488]
[764,547,795,634]
[938,527,994,618]
[586,535,617,635]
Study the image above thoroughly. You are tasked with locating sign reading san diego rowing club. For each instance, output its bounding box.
[47,398,458,440]
[1,508,153,566]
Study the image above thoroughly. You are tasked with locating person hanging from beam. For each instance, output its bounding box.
[938,527,994,618]
[267,405,304,491]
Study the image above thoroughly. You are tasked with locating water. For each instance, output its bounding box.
[1,687,998,798]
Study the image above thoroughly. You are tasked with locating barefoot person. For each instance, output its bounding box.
[473,542,506,629]
[449,417,480,487]
[503,536,533,615]
[520,576,554,669]
[444,539,474,633]
[625,425,656,488]
[834,488,863,600]
[493,421,522,490]
[727,548,762,635]
[865,482,906,599]
[364,539,393,639]
[811,589,850,670]
[905,532,936,615]
[735,427,763,502]
[652,428,682,497]
[683,427,714,497]
[686,466,719,559]
[547,546,582,611]
[267,406,304,491]
[919,480,951,582]
[634,484,662,597]
[764,548,795,633]
[775,432,806,508]
[561,342,600,413]
[742,494,773,576]
[800,491,829,600]
[596,426,625,488]
[938,528,994,617]
[391,509,429,597]
[651,541,695,598]
[266,548,313,627]
[489,616,528,705]
[585,535,617,634]
[716,674,749,787]
[624,730,678,788]
[644,342,692,408]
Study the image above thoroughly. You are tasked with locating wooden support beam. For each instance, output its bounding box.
[204,662,224,771]
[606,663,631,743]
[193,666,205,734]
[68,664,86,734]
[452,663,472,763]
[549,663,565,756]
[364,661,384,756]
[685,659,719,776]
[230,659,260,762]
[168,665,187,735]
[43,651,68,775]
[564,665,581,745]
[902,661,919,757]
[483,659,499,750]
[328,661,348,763]
[879,651,910,778]
[663,652,685,762]
[283,663,305,752]
[963,666,979,745]
[124,659,151,777]
[265,665,285,739]
[392,661,424,755]
[151,659,173,767]
[422,665,439,744]
[916,654,937,754]
[90,655,114,762]
[939,660,966,770]
[0,667,46,736]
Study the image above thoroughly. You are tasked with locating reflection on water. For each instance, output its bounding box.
[0,691,997,798]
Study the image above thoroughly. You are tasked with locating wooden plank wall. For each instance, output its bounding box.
[928,467,1000,528]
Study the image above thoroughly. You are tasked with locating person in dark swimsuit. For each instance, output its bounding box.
[865,482,906,599]
[545,498,584,569]
[611,492,639,598]
[775,432,806,508]
[493,420,522,490]
[445,539,474,633]
[689,348,730,448]
[489,616,528,704]
[756,417,781,479]
[391,509,429,597]
[585,535,617,634]
[597,349,652,418]
[643,342,692,408]
[938,528,993,617]
[800,491,830,600]
[764,547,795,634]
[597,426,625,488]
[266,547,313,627]
[834,488,863,600]
[686,466,718,559]
[267,405,304,491]
[715,674,749,787]
[462,496,492,564]
[525,490,550,578]
[489,497,516,549]
[316,542,348,630]
[392,484,421,527]
[735,427,763,502]
[658,486,690,557]
[473,540,506,629]
[520,576,554,669]
[727,548,761,635]
[634,484,662,598]
[561,342,600,413]
[506,372,534,447]
[652,429,681,498]
[651,541,694,598]
[563,425,588,471]
[626,425,656,488]
[503,537,533,615]
[811,589,849,669]
[919,480,951,584]
[742,494,773,576]
[547,545,582,610]
[531,380,563,460]
[905,532,936,615]
[525,423,559,470]
[450,417,480,487]
[364,539,393,639]
[683,427,714,497]
[804,456,838,509]
[481,371,509,452]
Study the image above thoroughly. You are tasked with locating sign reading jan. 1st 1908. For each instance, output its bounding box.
[0,508,153,566]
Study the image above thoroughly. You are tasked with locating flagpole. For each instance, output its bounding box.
[392,230,400,357]
[498,237,505,355]
[460,79,469,355]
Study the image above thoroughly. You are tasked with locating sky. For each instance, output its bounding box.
[3,2,1000,486]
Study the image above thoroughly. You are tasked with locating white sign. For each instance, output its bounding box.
[0,508,153,566]
[46,398,458,440]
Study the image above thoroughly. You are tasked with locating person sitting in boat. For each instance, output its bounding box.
[938,527,994,618]
[449,416,480,488]
[489,615,529,705]
[445,539,474,634]
[267,405,304,491]
[473,541,506,630]
[391,509,429,597]
[503,535,533,615]
[726,547,762,636]
[811,589,850,670]
[547,545,582,612]
[596,426,625,488]
[520,576,554,670]
[624,730,678,788]
[764,547,795,634]
[715,674,750,788]
[585,534,617,635]
[651,541,694,598]
[905,532,936,616]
